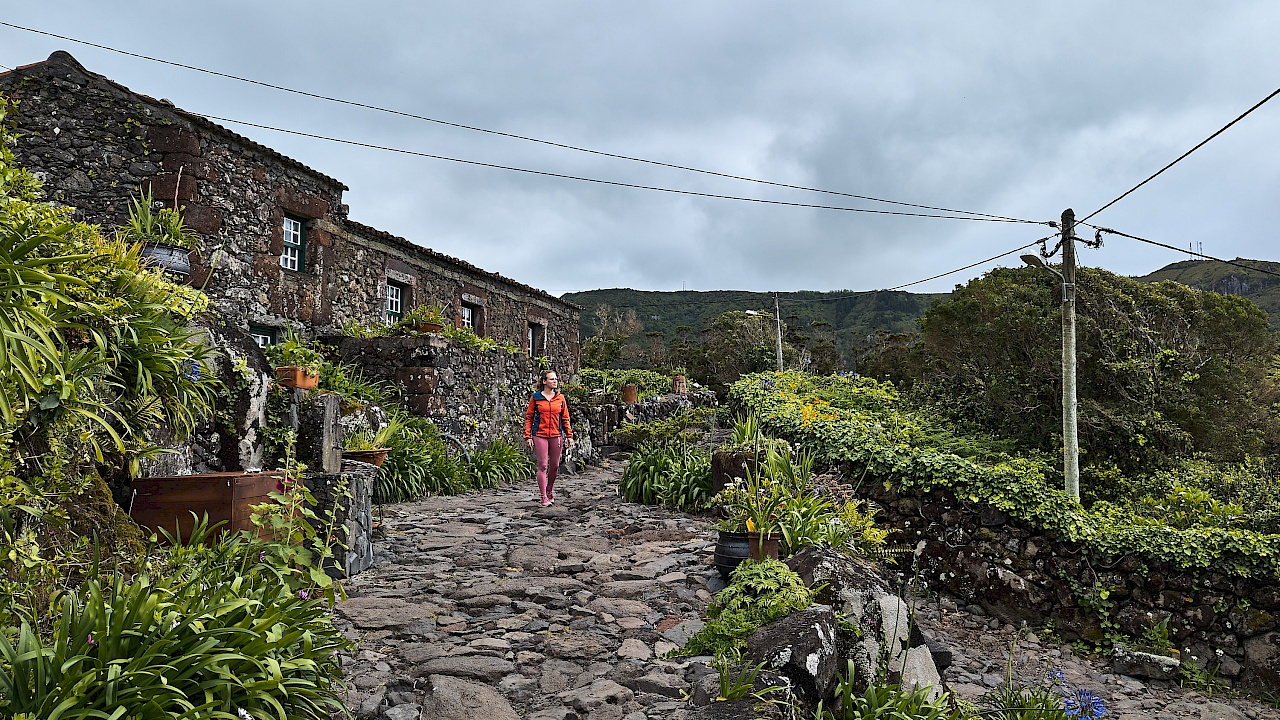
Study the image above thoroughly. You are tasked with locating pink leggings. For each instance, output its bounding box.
[533,436,563,502]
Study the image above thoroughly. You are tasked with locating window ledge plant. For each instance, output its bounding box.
[395,303,448,333]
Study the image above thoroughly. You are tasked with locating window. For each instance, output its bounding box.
[386,281,407,325]
[527,323,544,357]
[460,302,482,332]
[280,214,306,271]
[249,325,278,348]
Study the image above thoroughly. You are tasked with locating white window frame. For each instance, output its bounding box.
[280,215,304,271]
[386,282,404,325]
[460,304,474,329]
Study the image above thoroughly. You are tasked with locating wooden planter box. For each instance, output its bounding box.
[129,471,285,543]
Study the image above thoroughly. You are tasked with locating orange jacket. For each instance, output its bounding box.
[524,390,573,439]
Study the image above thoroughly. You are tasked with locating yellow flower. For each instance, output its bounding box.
[746,518,757,532]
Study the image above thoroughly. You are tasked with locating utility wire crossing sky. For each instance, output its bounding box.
[1,5,1278,296]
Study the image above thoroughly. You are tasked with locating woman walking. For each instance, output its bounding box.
[525,369,574,506]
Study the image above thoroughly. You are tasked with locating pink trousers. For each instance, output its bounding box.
[533,436,563,503]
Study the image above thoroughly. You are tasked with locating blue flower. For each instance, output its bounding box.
[181,359,201,382]
[1063,688,1107,719]
[759,377,776,390]
[1049,669,1066,685]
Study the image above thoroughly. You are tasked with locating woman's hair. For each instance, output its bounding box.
[536,369,557,392]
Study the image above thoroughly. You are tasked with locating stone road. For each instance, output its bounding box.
[334,462,1280,720]
[335,462,719,719]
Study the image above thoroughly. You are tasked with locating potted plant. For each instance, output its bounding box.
[267,332,327,389]
[341,418,399,467]
[711,463,789,578]
[397,303,448,334]
[117,188,202,281]
[671,367,688,394]
[711,413,787,495]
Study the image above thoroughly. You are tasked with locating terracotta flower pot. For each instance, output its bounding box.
[414,321,444,333]
[621,383,639,404]
[344,448,390,467]
[275,365,319,389]
[746,530,780,561]
[672,375,688,394]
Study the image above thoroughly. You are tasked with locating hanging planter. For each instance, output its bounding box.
[413,321,444,334]
[275,365,320,389]
[139,242,192,281]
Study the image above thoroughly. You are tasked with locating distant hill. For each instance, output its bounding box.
[1138,258,1280,331]
[560,288,944,367]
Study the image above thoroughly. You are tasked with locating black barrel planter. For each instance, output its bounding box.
[714,530,750,581]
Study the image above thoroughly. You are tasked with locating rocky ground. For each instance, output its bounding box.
[333,462,1280,720]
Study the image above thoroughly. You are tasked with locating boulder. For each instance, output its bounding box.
[421,674,520,720]
[785,546,889,616]
[1111,643,1180,681]
[743,605,839,712]
[1242,632,1280,693]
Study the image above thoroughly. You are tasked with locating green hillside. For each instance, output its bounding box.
[561,288,944,367]
[1138,258,1280,331]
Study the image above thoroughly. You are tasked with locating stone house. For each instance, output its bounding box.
[0,51,580,370]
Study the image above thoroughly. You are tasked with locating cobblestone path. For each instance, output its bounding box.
[335,463,718,719]
[334,462,1280,720]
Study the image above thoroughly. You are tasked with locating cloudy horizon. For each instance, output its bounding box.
[2,3,1278,297]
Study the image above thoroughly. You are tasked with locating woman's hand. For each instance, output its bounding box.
[525,437,534,449]
[566,437,575,448]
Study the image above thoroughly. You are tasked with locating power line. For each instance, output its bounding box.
[577,237,1055,312]
[1080,85,1280,224]
[882,237,1050,291]
[0,21,1045,226]
[201,113,1042,223]
[1081,223,1280,279]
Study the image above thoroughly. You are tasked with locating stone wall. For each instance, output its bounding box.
[327,335,542,453]
[0,51,578,371]
[861,481,1280,692]
[579,391,719,449]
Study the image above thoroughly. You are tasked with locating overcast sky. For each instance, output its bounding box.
[2,3,1278,297]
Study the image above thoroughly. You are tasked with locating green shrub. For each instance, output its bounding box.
[579,368,673,401]
[730,371,1280,579]
[620,444,713,511]
[375,412,469,503]
[823,663,966,720]
[674,559,812,661]
[469,439,534,488]
[612,406,714,448]
[0,527,349,719]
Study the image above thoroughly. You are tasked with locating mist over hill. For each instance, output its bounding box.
[563,258,1280,370]
[561,288,944,368]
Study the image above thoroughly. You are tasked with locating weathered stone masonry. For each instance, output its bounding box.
[0,51,579,371]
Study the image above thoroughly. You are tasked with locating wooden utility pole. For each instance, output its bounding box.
[1060,208,1080,500]
[773,293,784,372]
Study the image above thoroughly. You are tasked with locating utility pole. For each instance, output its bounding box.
[773,293,784,372]
[1060,208,1080,501]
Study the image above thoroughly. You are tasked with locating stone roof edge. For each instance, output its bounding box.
[343,219,581,313]
[1,51,349,192]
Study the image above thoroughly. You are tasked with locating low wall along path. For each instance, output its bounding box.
[333,465,1280,720]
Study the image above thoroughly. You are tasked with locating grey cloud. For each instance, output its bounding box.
[2,1,1278,296]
